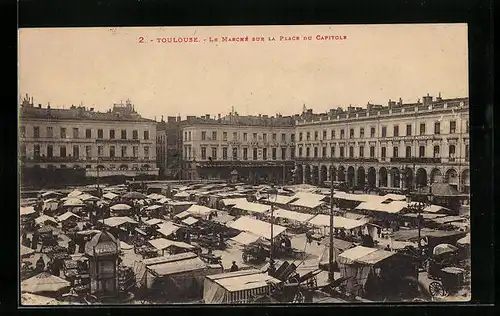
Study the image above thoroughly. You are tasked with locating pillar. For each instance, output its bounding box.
[387,171,392,188]
[376,170,380,188]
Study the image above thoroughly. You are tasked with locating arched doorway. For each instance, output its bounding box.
[304,165,311,184]
[320,165,328,185]
[295,165,304,184]
[445,168,458,188]
[357,167,366,189]
[379,167,388,187]
[338,166,346,182]
[312,166,319,185]
[416,168,428,188]
[461,169,470,193]
[367,167,376,188]
[402,168,413,189]
[347,166,355,187]
[430,168,442,184]
[390,167,401,188]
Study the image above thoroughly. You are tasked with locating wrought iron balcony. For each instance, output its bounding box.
[390,157,442,164]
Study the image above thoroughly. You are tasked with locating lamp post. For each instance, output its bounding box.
[406,186,433,258]
[265,185,278,269]
[329,168,336,282]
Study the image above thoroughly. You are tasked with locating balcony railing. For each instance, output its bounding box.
[95,138,141,144]
[390,157,442,164]
[295,157,379,163]
[196,160,295,168]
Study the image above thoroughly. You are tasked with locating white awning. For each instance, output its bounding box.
[57,211,80,222]
[355,201,408,214]
[157,222,181,237]
[233,201,271,214]
[230,232,261,245]
[148,238,196,250]
[229,216,286,240]
[273,209,315,223]
[20,206,36,216]
[182,217,199,226]
[308,214,367,230]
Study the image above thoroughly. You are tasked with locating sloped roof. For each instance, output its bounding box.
[84,230,120,256]
[308,214,367,230]
[229,216,286,240]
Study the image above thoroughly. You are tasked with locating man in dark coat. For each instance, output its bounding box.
[35,256,45,272]
[230,261,239,272]
[31,231,39,250]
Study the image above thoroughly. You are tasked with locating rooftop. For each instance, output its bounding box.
[19,95,155,123]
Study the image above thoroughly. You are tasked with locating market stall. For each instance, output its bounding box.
[203,269,282,304]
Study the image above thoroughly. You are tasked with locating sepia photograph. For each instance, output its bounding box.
[18,24,471,305]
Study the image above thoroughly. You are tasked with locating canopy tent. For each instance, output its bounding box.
[182,217,199,226]
[110,204,132,211]
[145,205,163,211]
[354,201,409,214]
[122,191,147,200]
[232,201,271,214]
[381,193,407,201]
[145,218,164,226]
[57,211,80,222]
[433,243,458,256]
[292,192,327,201]
[430,216,467,225]
[21,245,35,257]
[142,252,207,278]
[175,205,215,219]
[221,198,248,207]
[120,241,134,250]
[62,198,85,207]
[102,192,119,200]
[40,191,62,199]
[35,215,58,226]
[203,269,282,304]
[67,190,83,198]
[20,206,36,216]
[391,228,466,242]
[289,198,326,209]
[273,209,315,223]
[230,231,262,245]
[229,216,286,240]
[102,216,138,228]
[21,272,71,294]
[174,191,191,198]
[457,233,470,245]
[78,194,100,202]
[157,222,181,237]
[21,293,59,305]
[148,238,197,251]
[308,214,367,230]
[158,197,169,204]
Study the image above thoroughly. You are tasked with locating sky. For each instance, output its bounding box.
[18,24,468,121]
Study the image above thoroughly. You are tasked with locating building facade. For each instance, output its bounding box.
[294,94,470,193]
[181,112,297,184]
[19,96,159,186]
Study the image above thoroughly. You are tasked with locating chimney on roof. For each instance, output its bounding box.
[161,115,164,122]
[422,94,433,106]
[90,108,94,111]
[177,116,181,122]
[38,104,42,108]
[205,114,210,119]
[388,99,396,108]
[218,113,221,119]
[398,97,403,105]
[436,92,442,101]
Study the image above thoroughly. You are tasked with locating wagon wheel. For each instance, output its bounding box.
[292,290,305,303]
[428,281,445,297]
[306,277,317,289]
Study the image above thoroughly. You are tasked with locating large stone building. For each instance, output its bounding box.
[19,95,159,186]
[181,111,297,184]
[294,94,470,193]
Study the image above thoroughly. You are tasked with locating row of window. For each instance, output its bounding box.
[20,144,150,159]
[186,147,296,161]
[298,121,468,141]
[20,126,150,140]
[30,164,152,170]
[189,131,296,142]
[297,144,469,160]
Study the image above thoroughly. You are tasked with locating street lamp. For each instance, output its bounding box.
[405,186,434,256]
[264,186,278,270]
[329,170,336,282]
